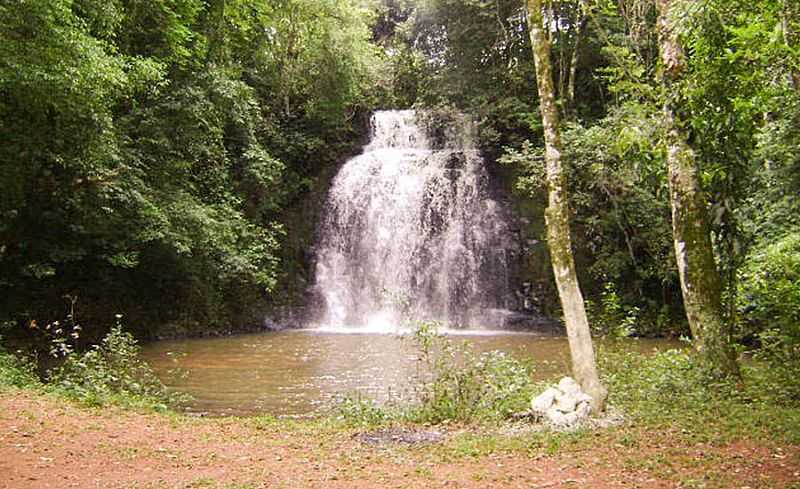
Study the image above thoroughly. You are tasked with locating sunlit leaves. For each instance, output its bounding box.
[0,0,381,330]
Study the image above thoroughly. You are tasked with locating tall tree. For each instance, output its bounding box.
[0,0,379,335]
[656,0,739,377]
[564,0,590,118]
[526,0,607,412]
[784,0,800,90]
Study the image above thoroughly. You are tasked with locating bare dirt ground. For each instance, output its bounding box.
[1,391,798,489]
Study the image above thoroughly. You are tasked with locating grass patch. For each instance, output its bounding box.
[0,339,40,391]
[600,345,800,444]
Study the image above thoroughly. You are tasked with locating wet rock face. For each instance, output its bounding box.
[531,377,593,428]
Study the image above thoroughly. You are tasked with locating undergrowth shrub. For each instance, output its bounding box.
[600,347,800,443]
[601,348,715,423]
[337,394,394,427]
[748,328,800,404]
[587,283,640,339]
[405,321,537,424]
[49,323,185,409]
[337,321,538,426]
[0,339,39,389]
[737,231,800,402]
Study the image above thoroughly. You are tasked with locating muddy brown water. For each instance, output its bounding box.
[141,330,677,417]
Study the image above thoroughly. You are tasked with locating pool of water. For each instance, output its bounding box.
[140,329,674,417]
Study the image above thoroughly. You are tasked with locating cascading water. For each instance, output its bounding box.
[312,110,520,331]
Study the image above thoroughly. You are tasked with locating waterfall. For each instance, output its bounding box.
[312,110,519,331]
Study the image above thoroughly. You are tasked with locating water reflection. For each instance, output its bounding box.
[141,331,672,417]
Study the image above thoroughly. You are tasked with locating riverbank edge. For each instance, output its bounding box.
[1,387,798,489]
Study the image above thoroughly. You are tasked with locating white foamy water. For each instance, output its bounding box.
[312,110,517,331]
[303,324,547,336]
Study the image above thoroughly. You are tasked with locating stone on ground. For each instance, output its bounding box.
[531,377,593,428]
[531,387,559,412]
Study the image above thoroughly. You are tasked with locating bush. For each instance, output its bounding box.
[601,348,716,424]
[737,231,800,402]
[405,321,536,424]
[0,340,39,390]
[600,346,800,443]
[587,283,640,339]
[748,327,800,404]
[739,231,800,332]
[337,394,394,427]
[335,321,538,426]
[49,324,184,409]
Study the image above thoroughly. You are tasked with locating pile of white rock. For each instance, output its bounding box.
[531,377,593,428]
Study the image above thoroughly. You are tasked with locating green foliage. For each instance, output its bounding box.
[0,0,381,334]
[743,92,800,245]
[49,322,184,409]
[1,314,184,409]
[749,328,800,404]
[602,349,717,422]
[405,322,536,424]
[502,100,682,334]
[738,231,800,334]
[587,283,639,339]
[336,321,537,426]
[737,232,800,402]
[601,347,800,443]
[500,0,800,348]
[0,340,39,390]
[382,0,548,157]
[336,394,394,427]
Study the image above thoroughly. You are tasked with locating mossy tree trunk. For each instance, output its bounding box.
[656,0,739,378]
[526,0,607,412]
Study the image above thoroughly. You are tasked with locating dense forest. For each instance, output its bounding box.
[1,0,381,338]
[1,1,800,486]
[1,0,798,374]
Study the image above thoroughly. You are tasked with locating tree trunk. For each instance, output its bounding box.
[784,0,800,90]
[565,0,589,118]
[526,0,608,412]
[656,0,739,378]
[207,0,227,66]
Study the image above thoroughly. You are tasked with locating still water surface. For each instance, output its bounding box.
[141,330,674,417]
